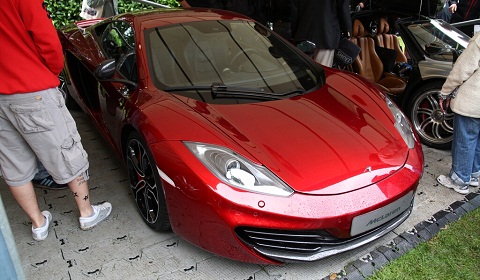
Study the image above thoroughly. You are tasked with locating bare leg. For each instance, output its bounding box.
[9,182,45,228]
[68,174,93,218]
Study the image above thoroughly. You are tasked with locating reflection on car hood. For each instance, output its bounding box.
[185,71,409,195]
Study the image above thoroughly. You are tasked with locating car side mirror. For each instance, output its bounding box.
[94,59,116,79]
[94,59,138,89]
[296,40,316,57]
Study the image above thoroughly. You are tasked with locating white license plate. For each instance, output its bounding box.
[350,191,413,236]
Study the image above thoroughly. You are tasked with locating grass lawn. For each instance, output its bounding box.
[368,207,480,279]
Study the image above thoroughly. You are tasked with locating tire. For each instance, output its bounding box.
[125,131,171,231]
[407,81,453,150]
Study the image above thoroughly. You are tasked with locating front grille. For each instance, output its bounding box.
[235,207,412,262]
[235,227,344,253]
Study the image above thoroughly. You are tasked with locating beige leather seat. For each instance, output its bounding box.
[375,18,408,64]
[351,19,406,96]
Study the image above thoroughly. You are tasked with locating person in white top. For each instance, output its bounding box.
[437,32,480,194]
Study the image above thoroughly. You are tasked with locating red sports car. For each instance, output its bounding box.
[57,8,424,264]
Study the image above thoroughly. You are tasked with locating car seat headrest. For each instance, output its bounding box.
[378,18,390,34]
[353,19,367,37]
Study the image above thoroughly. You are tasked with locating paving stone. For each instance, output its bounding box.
[449,201,468,217]
[425,219,441,236]
[392,235,414,254]
[368,249,389,271]
[432,210,450,228]
[460,200,477,212]
[352,256,376,278]
[414,221,433,241]
[342,263,364,280]
[465,193,480,208]
[444,211,461,223]
[399,231,421,247]
[376,245,402,262]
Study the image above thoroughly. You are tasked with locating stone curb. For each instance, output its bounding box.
[324,191,480,280]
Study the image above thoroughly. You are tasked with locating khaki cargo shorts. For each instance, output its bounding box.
[0,88,89,186]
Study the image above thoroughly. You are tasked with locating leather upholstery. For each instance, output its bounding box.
[351,19,406,95]
[375,18,408,63]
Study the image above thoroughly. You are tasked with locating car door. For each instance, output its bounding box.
[98,21,137,146]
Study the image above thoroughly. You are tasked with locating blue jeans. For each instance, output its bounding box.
[33,160,49,181]
[450,113,480,185]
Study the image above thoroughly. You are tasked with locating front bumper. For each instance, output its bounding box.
[236,191,413,262]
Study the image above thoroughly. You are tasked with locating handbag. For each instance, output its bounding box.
[333,37,361,68]
[80,0,103,20]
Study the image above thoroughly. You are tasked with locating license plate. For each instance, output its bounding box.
[350,191,413,236]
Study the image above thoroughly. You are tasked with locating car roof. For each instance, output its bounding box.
[67,8,253,33]
[122,8,252,28]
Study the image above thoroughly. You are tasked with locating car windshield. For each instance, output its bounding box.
[144,20,323,103]
[402,19,469,61]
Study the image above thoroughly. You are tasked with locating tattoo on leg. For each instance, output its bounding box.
[83,195,89,201]
[76,175,86,187]
[73,192,78,197]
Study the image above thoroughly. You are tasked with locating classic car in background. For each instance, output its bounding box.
[58,8,424,264]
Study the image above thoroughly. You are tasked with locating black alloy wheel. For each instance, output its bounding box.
[125,131,171,231]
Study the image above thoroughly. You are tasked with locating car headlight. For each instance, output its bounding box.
[385,96,415,149]
[184,142,294,197]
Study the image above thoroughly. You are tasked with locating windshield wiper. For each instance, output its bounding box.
[164,83,304,100]
[210,82,274,100]
[212,83,307,100]
[164,85,211,92]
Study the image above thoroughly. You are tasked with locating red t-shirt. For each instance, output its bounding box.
[0,0,63,94]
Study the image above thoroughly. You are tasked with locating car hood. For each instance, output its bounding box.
[176,72,409,195]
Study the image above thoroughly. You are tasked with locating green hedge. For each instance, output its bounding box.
[45,0,180,27]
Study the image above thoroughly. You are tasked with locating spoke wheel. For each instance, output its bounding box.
[125,132,170,231]
[408,82,453,150]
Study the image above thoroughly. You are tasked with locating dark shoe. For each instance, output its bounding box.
[32,176,68,190]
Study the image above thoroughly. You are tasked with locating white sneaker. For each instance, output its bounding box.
[437,175,469,195]
[469,177,479,187]
[79,202,112,230]
[32,211,52,241]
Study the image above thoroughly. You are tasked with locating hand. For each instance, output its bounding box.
[438,96,451,113]
[449,4,457,13]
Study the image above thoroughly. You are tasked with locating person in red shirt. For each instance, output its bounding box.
[0,0,112,241]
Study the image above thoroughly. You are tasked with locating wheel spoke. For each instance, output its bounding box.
[145,185,159,222]
[127,144,145,177]
[416,107,433,116]
[426,94,440,109]
[440,120,454,134]
[419,116,434,131]
[431,122,444,139]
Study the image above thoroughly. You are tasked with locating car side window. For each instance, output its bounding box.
[101,22,137,81]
